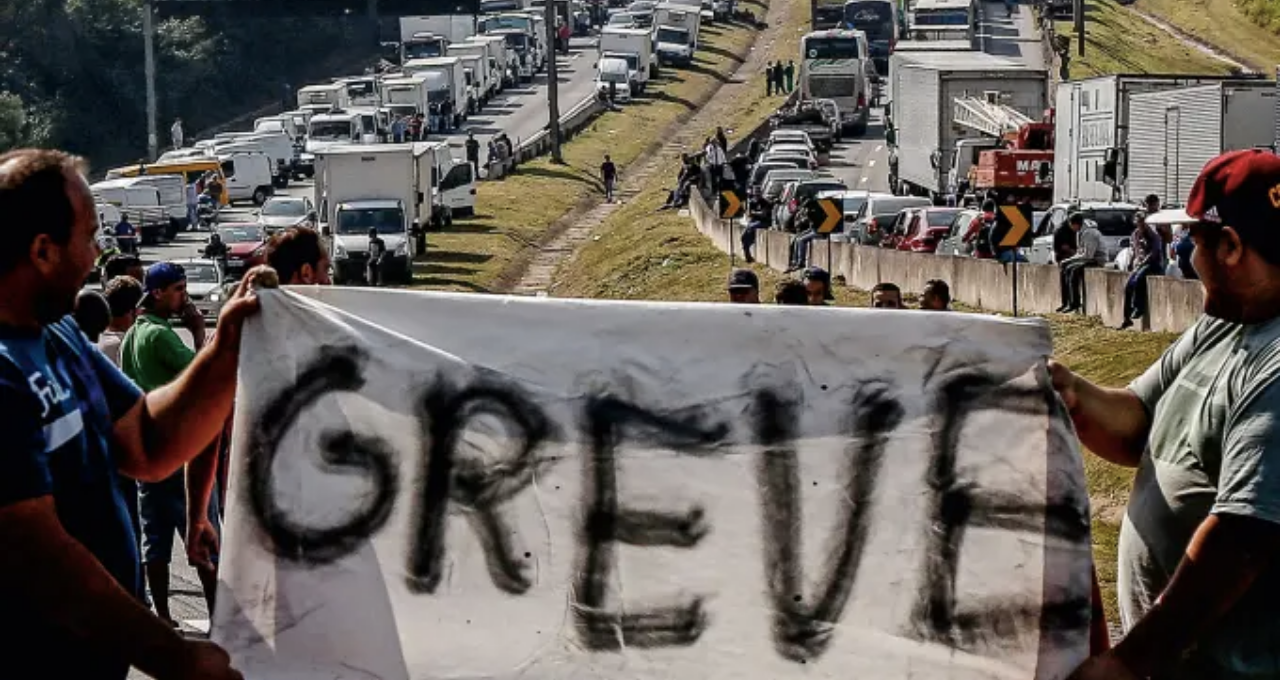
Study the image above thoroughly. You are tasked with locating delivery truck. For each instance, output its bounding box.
[599,27,656,88]
[1125,81,1276,206]
[447,40,503,99]
[402,57,471,127]
[466,34,516,88]
[887,51,1047,200]
[1052,73,1267,203]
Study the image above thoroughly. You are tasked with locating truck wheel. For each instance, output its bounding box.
[252,187,270,206]
[273,174,289,189]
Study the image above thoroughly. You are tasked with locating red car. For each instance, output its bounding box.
[893,207,962,253]
[215,223,269,278]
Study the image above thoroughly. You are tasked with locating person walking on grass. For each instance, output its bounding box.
[765,61,775,96]
[784,60,795,93]
[600,154,618,203]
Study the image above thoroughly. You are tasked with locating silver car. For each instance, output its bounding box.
[171,258,229,322]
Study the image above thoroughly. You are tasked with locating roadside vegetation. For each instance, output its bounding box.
[1124,0,1280,72]
[1054,0,1232,78]
[0,0,373,167]
[412,14,761,293]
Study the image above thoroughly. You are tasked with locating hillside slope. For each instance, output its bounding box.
[1054,0,1233,78]
[1130,0,1280,72]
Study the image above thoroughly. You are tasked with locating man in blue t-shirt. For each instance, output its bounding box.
[0,148,254,679]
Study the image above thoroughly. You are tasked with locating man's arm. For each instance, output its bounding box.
[1109,514,1280,678]
[0,497,192,678]
[1048,361,1150,468]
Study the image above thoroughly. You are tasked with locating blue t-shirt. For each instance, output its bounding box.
[0,316,144,679]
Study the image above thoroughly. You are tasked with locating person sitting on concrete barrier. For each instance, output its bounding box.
[658,154,702,211]
[1057,212,1106,314]
[1121,211,1166,329]
[803,266,834,306]
[726,268,759,304]
[870,282,903,309]
[774,279,808,305]
[920,279,951,311]
[740,195,770,263]
[785,194,830,272]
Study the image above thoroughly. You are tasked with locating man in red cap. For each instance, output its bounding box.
[1055,149,1280,679]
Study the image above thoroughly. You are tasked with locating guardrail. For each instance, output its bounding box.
[484,94,604,180]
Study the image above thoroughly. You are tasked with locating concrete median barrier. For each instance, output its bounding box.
[687,191,1206,332]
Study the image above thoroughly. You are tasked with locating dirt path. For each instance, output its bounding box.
[1124,5,1255,72]
[508,0,796,296]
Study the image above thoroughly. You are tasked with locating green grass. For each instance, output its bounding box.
[408,17,760,294]
[1123,0,1280,72]
[1055,0,1234,78]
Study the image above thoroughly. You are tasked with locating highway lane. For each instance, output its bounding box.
[438,35,601,157]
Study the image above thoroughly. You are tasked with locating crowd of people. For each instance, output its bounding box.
[4,143,1280,680]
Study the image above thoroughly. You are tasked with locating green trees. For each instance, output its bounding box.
[0,0,372,168]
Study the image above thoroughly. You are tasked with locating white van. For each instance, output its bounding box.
[594,57,633,102]
[215,153,276,206]
[211,132,295,187]
[89,179,173,243]
[122,173,188,229]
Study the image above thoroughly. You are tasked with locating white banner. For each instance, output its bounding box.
[213,288,1093,680]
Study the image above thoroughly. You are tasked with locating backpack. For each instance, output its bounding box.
[974,214,996,256]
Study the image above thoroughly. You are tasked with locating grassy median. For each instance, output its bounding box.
[1135,0,1280,70]
[409,16,761,293]
[1054,0,1233,78]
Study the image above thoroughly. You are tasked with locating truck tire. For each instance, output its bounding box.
[273,174,289,189]
[252,187,270,206]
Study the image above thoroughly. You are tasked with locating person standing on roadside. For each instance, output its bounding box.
[1058,150,1280,680]
[466,132,481,177]
[704,136,726,195]
[0,148,247,679]
[367,227,387,287]
[765,61,775,96]
[784,60,795,93]
[600,154,618,203]
[715,126,728,152]
[170,118,184,150]
[121,263,221,628]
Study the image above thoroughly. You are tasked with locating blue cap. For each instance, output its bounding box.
[143,262,186,296]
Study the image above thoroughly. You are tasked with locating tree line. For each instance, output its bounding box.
[0,0,375,169]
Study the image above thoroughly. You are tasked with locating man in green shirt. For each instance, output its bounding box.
[1055,150,1280,680]
[121,262,219,627]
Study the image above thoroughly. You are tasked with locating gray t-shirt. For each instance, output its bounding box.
[1124,315,1280,678]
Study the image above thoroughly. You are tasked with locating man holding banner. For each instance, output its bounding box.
[1057,150,1280,680]
[0,149,249,679]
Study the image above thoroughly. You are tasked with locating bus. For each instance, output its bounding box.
[840,0,900,76]
[799,29,873,135]
[909,0,976,44]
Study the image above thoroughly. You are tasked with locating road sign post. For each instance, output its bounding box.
[993,203,1035,316]
[720,189,745,267]
[815,197,841,273]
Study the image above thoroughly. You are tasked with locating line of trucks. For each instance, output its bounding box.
[593,1,706,102]
[884,32,1280,215]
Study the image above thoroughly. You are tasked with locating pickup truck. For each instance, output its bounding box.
[770,103,834,153]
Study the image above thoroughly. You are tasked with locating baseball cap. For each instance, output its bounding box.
[1186,149,1280,232]
[143,261,186,296]
[727,268,759,290]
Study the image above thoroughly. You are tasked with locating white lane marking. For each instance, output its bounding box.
[875,145,883,152]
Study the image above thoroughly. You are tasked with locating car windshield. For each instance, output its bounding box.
[762,156,809,168]
[309,121,351,140]
[217,226,262,243]
[656,28,688,43]
[628,1,654,11]
[802,37,863,59]
[926,209,961,226]
[262,200,306,217]
[503,33,528,49]
[599,69,629,83]
[609,13,634,24]
[337,207,403,235]
[1090,209,1139,237]
[184,264,219,284]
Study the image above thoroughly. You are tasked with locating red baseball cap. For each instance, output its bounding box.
[1186,149,1280,232]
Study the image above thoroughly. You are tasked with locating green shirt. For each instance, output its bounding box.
[120,313,195,392]
[1124,315,1280,678]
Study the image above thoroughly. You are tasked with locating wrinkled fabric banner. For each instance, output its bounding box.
[212,288,1092,680]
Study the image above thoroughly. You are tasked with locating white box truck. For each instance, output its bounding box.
[654,1,700,58]
[1126,81,1276,205]
[296,82,350,112]
[455,53,490,111]
[383,73,433,119]
[448,41,501,101]
[403,57,471,126]
[400,15,475,44]
[1052,74,1264,204]
[466,35,515,89]
[599,27,655,90]
[313,144,432,284]
[211,132,295,188]
[889,53,1047,201]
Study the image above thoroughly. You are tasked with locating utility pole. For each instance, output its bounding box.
[544,0,563,163]
[1074,0,1085,57]
[143,0,158,161]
